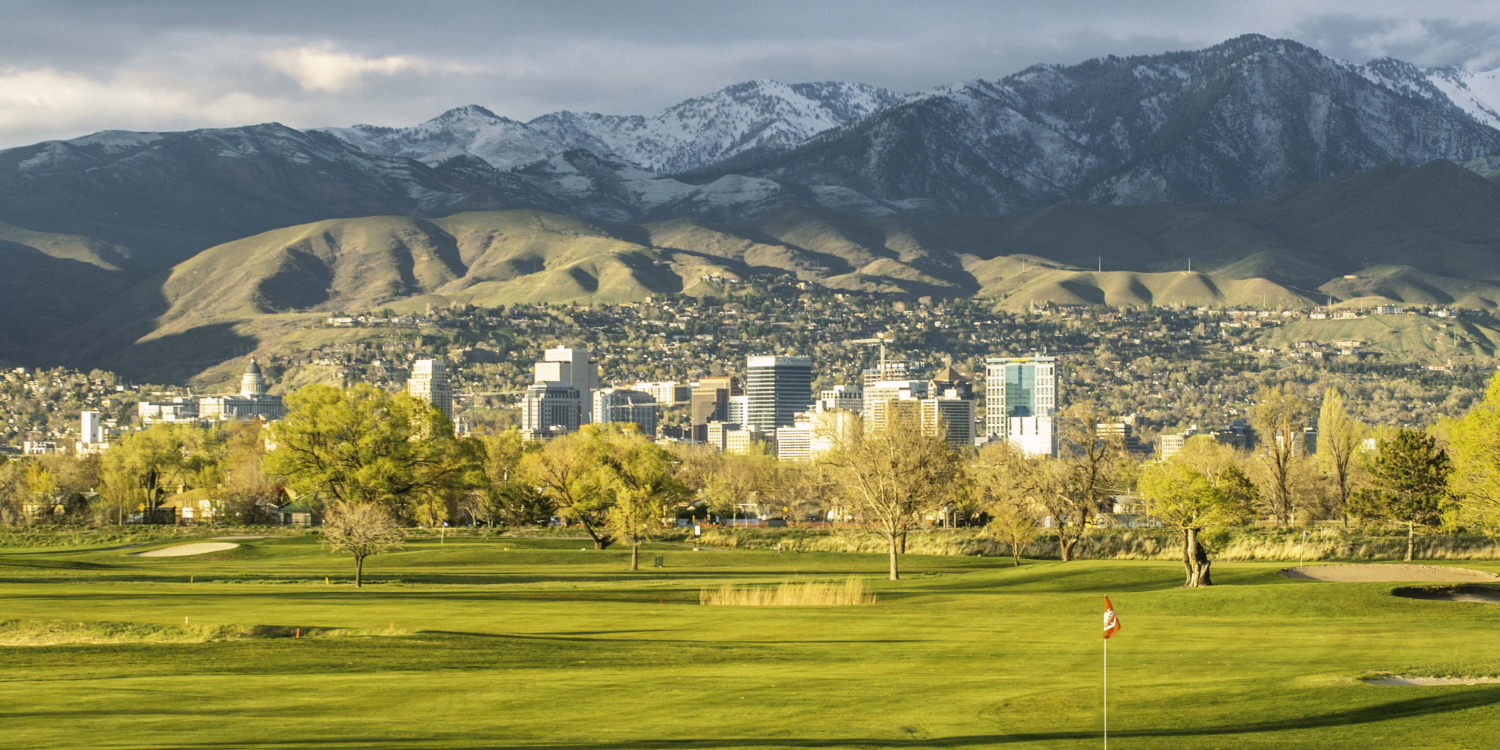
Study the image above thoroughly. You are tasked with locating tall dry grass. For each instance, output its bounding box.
[700,577,876,606]
[696,527,1498,561]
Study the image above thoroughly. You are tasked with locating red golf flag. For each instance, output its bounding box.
[1103,596,1121,639]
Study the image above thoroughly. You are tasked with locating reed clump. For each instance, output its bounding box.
[700,577,875,606]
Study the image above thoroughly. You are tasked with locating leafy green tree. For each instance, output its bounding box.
[1140,463,1238,587]
[601,429,689,570]
[101,423,188,524]
[473,429,552,527]
[266,385,481,519]
[520,425,617,549]
[1446,374,1499,537]
[1316,386,1365,525]
[1349,430,1452,562]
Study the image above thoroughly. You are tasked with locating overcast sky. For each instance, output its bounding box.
[1,0,1496,148]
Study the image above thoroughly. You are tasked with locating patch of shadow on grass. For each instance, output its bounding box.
[163,689,1493,748]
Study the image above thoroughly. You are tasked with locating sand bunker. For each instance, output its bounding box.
[132,542,239,557]
[1278,564,1498,583]
[1363,675,1499,686]
[1392,585,1500,604]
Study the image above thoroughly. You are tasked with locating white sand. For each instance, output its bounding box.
[1364,675,1499,686]
[1278,564,1498,583]
[132,542,239,557]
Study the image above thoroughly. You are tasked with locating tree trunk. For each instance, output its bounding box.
[630,542,640,571]
[1011,541,1022,567]
[1182,529,1196,587]
[1059,534,1078,563]
[897,531,907,555]
[1405,521,1415,562]
[888,539,900,580]
[1195,542,1214,587]
[355,555,364,588]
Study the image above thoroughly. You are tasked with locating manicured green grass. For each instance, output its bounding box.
[0,536,1495,749]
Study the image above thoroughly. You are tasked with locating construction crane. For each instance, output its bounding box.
[845,334,896,381]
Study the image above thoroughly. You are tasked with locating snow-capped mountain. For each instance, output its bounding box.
[1424,65,1500,129]
[709,35,1499,213]
[320,81,905,173]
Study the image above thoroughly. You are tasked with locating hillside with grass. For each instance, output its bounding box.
[12,159,1496,379]
[1260,314,1500,359]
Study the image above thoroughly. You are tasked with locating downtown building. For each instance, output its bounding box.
[406,359,454,422]
[983,356,1057,456]
[746,355,813,433]
[521,346,599,439]
[594,388,659,437]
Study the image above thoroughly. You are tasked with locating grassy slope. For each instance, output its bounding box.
[0,535,1494,749]
[1262,314,1500,358]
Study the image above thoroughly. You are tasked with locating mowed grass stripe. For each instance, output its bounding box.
[0,537,1493,749]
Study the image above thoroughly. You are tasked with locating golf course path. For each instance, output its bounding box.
[1278,564,1498,582]
[132,542,239,557]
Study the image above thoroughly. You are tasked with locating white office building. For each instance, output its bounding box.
[633,381,689,405]
[818,385,863,413]
[1008,416,1056,457]
[984,356,1057,439]
[407,359,453,422]
[534,347,599,423]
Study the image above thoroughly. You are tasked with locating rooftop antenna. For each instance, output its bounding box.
[1187,257,1192,273]
[1098,256,1102,273]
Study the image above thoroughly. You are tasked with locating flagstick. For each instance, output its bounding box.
[1103,637,1108,750]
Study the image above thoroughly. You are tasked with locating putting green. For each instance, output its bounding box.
[0,535,1494,749]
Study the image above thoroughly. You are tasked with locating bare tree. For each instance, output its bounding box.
[974,442,1042,566]
[1252,385,1312,525]
[321,501,405,587]
[1316,386,1364,525]
[825,411,965,580]
[1042,402,1123,562]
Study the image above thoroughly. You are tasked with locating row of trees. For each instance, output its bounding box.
[3,376,1495,590]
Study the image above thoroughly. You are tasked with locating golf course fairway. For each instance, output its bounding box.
[0,534,1494,749]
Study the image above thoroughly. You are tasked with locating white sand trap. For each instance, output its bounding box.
[213,535,270,540]
[132,542,239,557]
[1278,564,1498,583]
[1364,675,1499,686]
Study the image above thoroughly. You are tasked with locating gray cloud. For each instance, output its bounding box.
[0,0,1494,147]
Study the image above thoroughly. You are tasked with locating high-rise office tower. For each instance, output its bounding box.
[818,385,863,413]
[80,411,104,445]
[533,347,599,422]
[593,388,659,437]
[921,397,977,448]
[690,375,739,442]
[521,382,583,438]
[862,380,928,423]
[983,356,1057,439]
[408,359,453,422]
[746,356,813,433]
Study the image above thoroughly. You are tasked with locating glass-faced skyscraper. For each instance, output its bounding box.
[983,356,1056,438]
[745,355,812,433]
